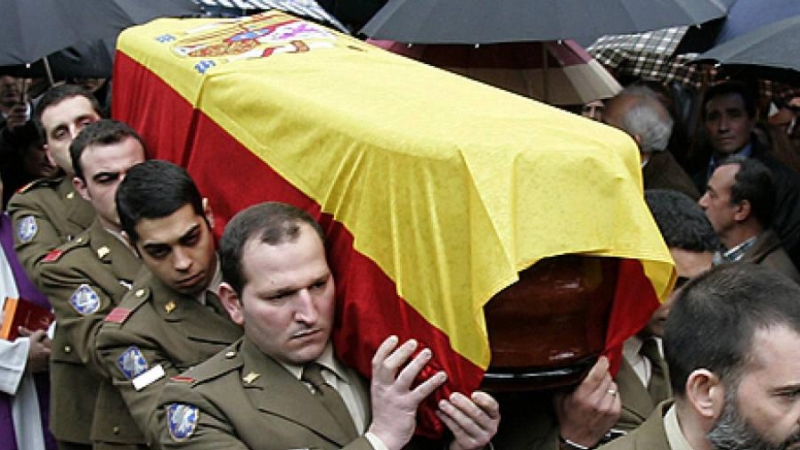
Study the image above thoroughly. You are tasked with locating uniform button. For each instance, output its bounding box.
[75,237,84,244]
[135,289,146,297]
[64,346,71,353]
[113,426,120,434]
[225,351,236,358]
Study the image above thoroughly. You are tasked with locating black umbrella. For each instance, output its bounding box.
[694,14,800,85]
[0,0,201,81]
[361,0,727,44]
[0,39,115,79]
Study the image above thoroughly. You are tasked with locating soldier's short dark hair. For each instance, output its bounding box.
[35,84,102,125]
[116,160,204,244]
[665,263,800,397]
[220,202,326,296]
[70,119,146,180]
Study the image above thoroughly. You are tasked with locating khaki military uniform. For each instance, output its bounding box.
[39,220,147,448]
[615,357,670,433]
[492,359,670,450]
[157,338,438,450]
[8,176,95,286]
[599,402,672,450]
[97,270,242,447]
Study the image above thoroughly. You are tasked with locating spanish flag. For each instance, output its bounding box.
[113,12,675,438]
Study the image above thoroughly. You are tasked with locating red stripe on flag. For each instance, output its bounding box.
[113,51,485,438]
[604,259,662,376]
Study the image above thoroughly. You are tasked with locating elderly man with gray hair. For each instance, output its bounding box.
[604,86,700,200]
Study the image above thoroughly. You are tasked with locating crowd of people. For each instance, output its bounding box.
[2,66,800,450]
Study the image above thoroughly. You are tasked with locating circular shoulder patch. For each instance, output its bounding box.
[17,216,38,243]
[167,403,199,442]
[69,284,101,315]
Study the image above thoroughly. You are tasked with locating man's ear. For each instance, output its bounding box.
[685,369,725,421]
[72,176,90,201]
[219,282,244,326]
[734,200,752,222]
[202,197,215,229]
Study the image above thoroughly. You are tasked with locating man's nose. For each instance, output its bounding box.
[173,247,192,271]
[718,116,730,131]
[294,289,319,324]
[698,193,709,209]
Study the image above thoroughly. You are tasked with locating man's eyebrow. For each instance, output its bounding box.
[179,223,201,240]
[266,287,298,298]
[264,274,329,298]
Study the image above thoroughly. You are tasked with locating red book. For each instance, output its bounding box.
[1,297,55,341]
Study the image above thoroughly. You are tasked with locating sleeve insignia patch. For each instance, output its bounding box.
[16,216,38,243]
[69,284,101,315]
[117,346,149,379]
[167,403,199,442]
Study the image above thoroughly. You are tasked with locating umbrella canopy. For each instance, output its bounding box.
[360,0,727,44]
[588,26,708,87]
[0,39,115,79]
[371,40,621,105]
[710,0,800,49]
[695,15,800,85]
[0,0,201,66]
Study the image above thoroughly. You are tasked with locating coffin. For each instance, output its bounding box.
[483,255,617,391]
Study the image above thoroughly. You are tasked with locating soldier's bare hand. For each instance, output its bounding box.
[23,328,51,373]
[439,391,500,450]
[368,336,447,450]
[553,356,621,448]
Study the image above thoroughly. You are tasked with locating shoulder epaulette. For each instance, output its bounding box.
[41,234,90,264]
[113,286,152,320]
[16,177,62,194]
[104,307,133,324]
[174,344,244,387]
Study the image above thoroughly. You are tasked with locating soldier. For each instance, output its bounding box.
[38,120,147,450]
[8,84,101,285]
[601,264,800,450]
[157,202,500,450]
[97,160,242,448]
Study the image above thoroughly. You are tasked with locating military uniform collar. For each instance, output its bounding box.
[194,257,222,306]
[664,404,697,450]
[276,343,349,386]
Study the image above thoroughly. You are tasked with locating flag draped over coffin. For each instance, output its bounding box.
[113,12,675,438]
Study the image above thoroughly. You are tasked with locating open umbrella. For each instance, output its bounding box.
[587,26,710,88]
[695,14,800,85]
[371,40,621,105]
[0,39,115,79]
[0,0,201,82]
[586,0,800,71]
[704,0,800,50]
[360,0,727,44]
